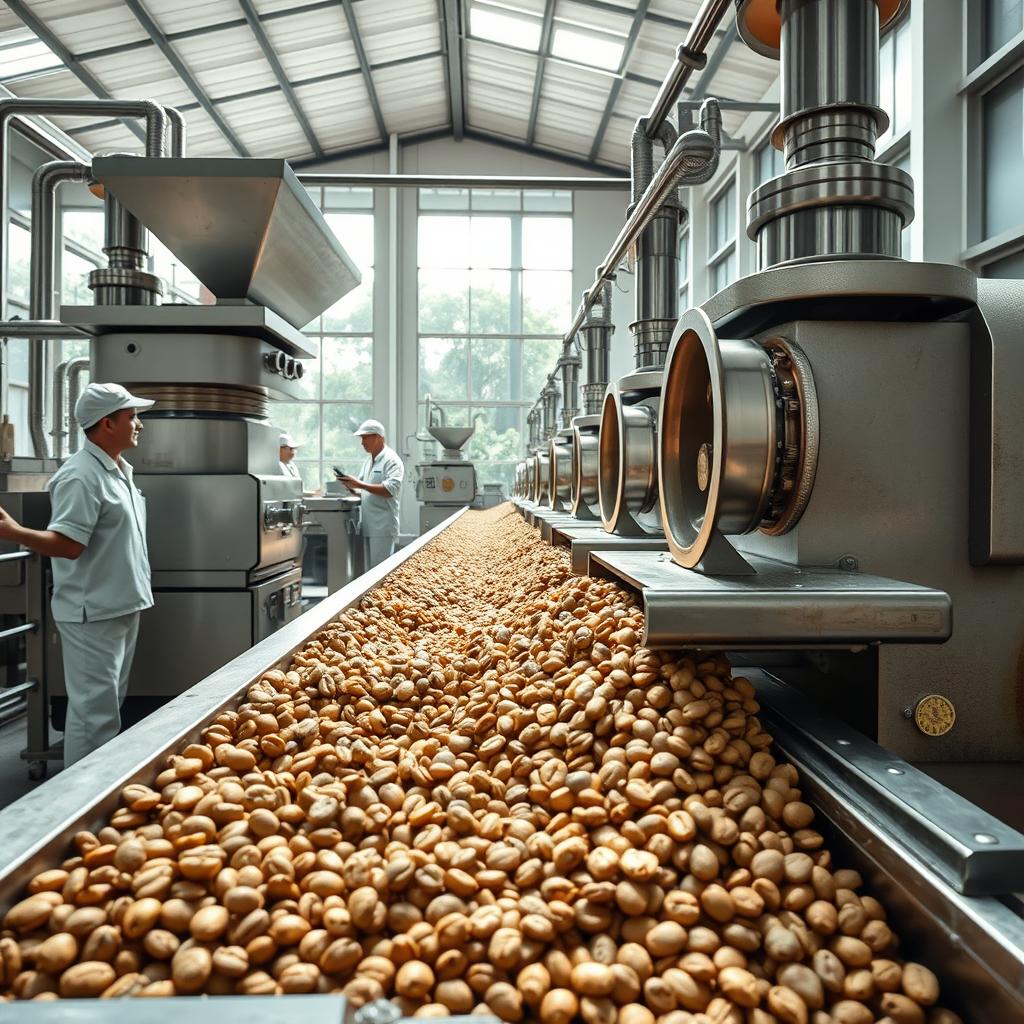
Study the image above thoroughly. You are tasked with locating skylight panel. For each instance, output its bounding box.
[551,25,625,71]
[470,2,543,51]
[0,28,62,81]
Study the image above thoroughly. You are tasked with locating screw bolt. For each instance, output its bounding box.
[838,555,858,571]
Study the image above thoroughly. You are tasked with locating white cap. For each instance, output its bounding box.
[353,419,385,438]
[279,433,301,448]
[75,382,154,431]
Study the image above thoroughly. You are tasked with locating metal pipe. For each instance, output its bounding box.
[644,0,733,136]
[50,358,70,460]
[65,357,90,454]
[0,550,31,563]
[164,105,187,157]
[0,321,87,340]
[29,160,91,458]
[563,98,722,348]
[0,622,35,643]
[297,173,630,190]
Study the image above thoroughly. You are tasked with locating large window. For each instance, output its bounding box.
[707,178,737,294]
[275,186,375,492]
[987,0,1024,55]
[417,188,572,493]
[754,137,784,186]
[877,15,912,152]
[678,227,690,310]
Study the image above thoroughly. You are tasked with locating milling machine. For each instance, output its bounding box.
[414,402,478,533]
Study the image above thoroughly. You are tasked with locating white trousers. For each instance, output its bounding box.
[364,535,397,570]
[56,611,140,766]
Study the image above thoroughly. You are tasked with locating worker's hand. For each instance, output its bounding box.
[337,473,361,492]
[0,506,21,543]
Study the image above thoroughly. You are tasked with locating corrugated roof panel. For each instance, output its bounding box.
[539,60,611,111]
[144,0,243,35]
[534,101,602,157]
[23,0,149,54]
[293,77,381,150]
[173,24,280,98]
[372,56,448,135]
[469,107,527,138]
[0,8,24,32]
[466,38,537,77]
[354,0,440,64]
[631,21,680,80]
[648,0,703,20]
[73,122,149,154]
[172,106,238,156]
[217,90,315,159]
[263,8,359,81]
[467,85,531,138]
[79,52,195,107]
[556,0,633,34]
[6,69,93,101]
[615,75,657,121]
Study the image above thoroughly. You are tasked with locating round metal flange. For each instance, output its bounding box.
[548,436,572,509]
[533,452,550,505]
[736,0,907,59]
[524,456,538,501]
[129,383,269,419]
[571,419,600,514]
[658,308,778,569]
[599,380,662,534]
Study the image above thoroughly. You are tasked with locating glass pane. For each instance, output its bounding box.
[522,338,561,397]
[467,407,521,461]
[551,26,624,71]
[709,181,736,255]
[983,66,1024,238]
[523,190,572,212]
[892,19,911,136]
[755,141,783,186]
[523,270,571,333]
[60,337,90,365]
[272,403,322,458]
[982,247,1024,278]
[7,338,29,383]
[62,249,96,305]
[987,0,1024,55]
[418,215,470,267]
[471,189,520,211]
[292,337,320,400]
[470,269,511,332]
[419,269,469,332]
[325,213,373,269]
[710,250,737,293]
[323,403,375,467]
[293,460,324,493]
[470,216,511,268]
[323,186,373,210]
[148,233,202,301]
[523,217,572,269]
[679,230,690,283]
[322,267,373,333]
[7,222,30,307]
[679,285,689,310]
[420,188,469,210]
[470,2,542,49]
[322,336,372,401]
[471,339,514,401]
[475,461,515,494]
[63,209,104,253]
[877,32,895,149]
[419,338,469,400]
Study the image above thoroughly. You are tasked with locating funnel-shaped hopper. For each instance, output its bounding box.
[429,425,475,452]
[90,156,360,330]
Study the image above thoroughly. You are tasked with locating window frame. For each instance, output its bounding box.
[706,174,739,295]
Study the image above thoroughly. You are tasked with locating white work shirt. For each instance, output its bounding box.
[358,444,404,537]
[280,460,301,479]
[46,440,153,623]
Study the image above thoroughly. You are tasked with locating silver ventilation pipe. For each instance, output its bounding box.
[28,160,91,458]
[741,0,914,267]
[581,281,613,415]
[164,106,187,157]
[64,358,90,455]
[50,359,71,460]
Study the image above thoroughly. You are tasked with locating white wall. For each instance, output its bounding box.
[302,134,635,536]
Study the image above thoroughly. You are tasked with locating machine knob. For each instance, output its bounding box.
[910,694,956,737]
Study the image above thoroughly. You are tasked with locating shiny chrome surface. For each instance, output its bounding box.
[589,548,952,649]
[427,424,475,452]
[570,414,601,519]
[91,156,361,329]
[547,433,572,511]
[131,382,270,418]
[0,509,467,905]
[524,456,538,501]
[599,375,662,537]
[533,452,550,506]
[659,309,777,570]
[132,417,281,475]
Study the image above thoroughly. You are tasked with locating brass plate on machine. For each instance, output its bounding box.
[914,694,956,737]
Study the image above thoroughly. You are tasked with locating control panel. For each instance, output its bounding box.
[416,463,477,505]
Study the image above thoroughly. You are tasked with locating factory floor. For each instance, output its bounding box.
[0,715,58,810]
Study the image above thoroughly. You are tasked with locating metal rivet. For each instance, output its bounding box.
[886,767,904,775]
[973,833,998,845]
[836,739,851,746]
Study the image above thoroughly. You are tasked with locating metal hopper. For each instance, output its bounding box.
[89,156,361,330]
[427,425,475,452]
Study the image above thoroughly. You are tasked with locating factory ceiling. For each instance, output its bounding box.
[0,0,778,172]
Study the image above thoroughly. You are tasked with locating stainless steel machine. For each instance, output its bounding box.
[415,404,478,533]
[302,494,362,596]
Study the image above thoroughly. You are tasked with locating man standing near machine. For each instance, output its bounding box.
[279,432,302,478]
[0,383,154,766]
[336,419,404,569]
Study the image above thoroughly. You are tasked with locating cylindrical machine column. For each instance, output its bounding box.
[581,283,612,416]
[741,0,914,268]
[559,349,580,427]
[89,192,163,306]
[541,380,560,440]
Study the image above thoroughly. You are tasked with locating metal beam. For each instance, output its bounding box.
[237,0,325,159]
[289,125,452,171]
[123,0,250,157]
[588,0,650,163]
[3,0,147,144]
[571,0,691,31]
[526,0,556,147]
[439,0,465,140]
[339,0,388,144]
[465,127,625,175]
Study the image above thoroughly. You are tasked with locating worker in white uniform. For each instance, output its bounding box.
[0,383,154,766]
[336,419,404,569]
[279,432,302,478]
